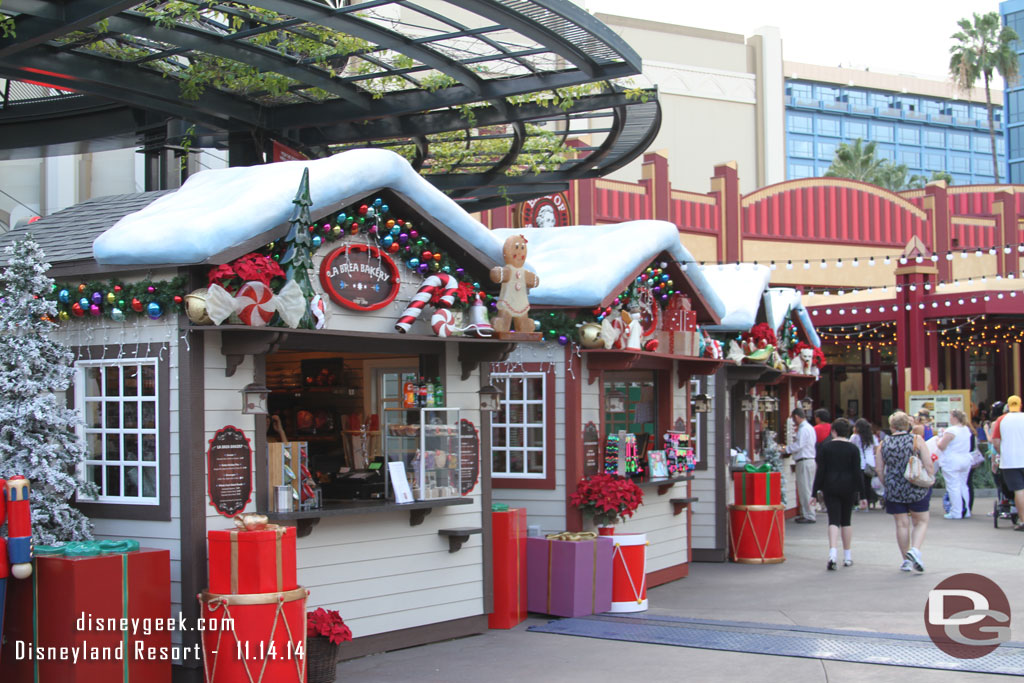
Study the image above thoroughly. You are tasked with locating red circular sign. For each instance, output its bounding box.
[319,244,401,311]
[520,192,572,228]
[924,572,1011,659]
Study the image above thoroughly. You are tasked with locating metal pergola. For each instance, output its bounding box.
[0,0,660,210]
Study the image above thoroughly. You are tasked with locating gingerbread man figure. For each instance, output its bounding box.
[490,235,539,334]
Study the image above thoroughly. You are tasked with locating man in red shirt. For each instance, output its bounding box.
[813,409,832,443]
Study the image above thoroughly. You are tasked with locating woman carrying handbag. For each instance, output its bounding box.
[877,411,935,572]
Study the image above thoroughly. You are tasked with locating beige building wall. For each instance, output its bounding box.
[592,14,785,194]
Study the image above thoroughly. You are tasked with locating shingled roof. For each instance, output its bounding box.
[0,190,171,272]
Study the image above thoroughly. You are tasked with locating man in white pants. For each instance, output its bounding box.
[786,408,818,523]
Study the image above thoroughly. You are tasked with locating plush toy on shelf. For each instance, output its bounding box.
[490,234,540,339]
[621,304,644,350]
[788,341,825,377]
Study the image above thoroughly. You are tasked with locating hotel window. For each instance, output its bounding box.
[789,139,813,158]
[845,121,868,139]
[788,82,812,99]
[924,153,944,171]
[901,151,920,168]
[787,113,813,134]
[998,138,1005,156]
[1010,127,1024,155]
[491,371,548,479]
[1011,161,1024,183]
[974,158,993,176]
[788,163,814,179]
[950,156,970,173]
[869,93,891,109]
[75,355,166,515]
[876,146,895,162]
[817,86,839,103]
[922,100,943,116]
[899,127,920,145]
[818,141,838,161]
[844,90,867,107]
[950,133,970,150]
[948,103,969,120]
[974,135,992,154]
[817,117,840,137]
[924,130,945,148]
[872,124,894,142]
[898,97,919,112]
[1010,91,1024,124]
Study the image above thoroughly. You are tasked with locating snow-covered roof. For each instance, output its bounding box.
[93,149,505,266]
[491,222,725,319]
[699,264,771,332]
[765,287,821,347]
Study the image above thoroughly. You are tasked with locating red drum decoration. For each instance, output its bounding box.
[728,504,785,564]
[199,588,308,683]
[609,533,648,612]
[235,282,276,327]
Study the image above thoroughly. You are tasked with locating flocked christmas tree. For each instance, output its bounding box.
[0,236,95,544]
[279,167,315,329]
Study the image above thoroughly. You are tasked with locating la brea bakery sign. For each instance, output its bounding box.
[319,244,401,311]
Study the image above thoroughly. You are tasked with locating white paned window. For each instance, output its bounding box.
[75,359,160,504]
[491,372,546,478]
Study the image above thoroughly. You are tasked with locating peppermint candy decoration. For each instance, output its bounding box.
[431,308,457,337]
[395,273,459,334]
[236,282,276,326]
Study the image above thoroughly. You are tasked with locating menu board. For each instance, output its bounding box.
[582,422,600,477]
[460,419,480,495]
[905,389,971,431]
[207,425,253,517]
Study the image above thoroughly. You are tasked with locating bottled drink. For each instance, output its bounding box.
[434,377,445,407]
[417,377,428,408]
[426,378,435,408]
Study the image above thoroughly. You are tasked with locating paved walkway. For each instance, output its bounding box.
[337,496,1024,682]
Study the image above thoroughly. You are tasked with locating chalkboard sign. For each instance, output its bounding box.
[207,425,253,517]
[582,421,600,477]
[318,244,401,312]
[460,419,480,495]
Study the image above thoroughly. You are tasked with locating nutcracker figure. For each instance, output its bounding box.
[0,476,33,663]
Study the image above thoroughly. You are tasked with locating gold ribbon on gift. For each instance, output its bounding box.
[545,531,598,541]
[228,516,287,595]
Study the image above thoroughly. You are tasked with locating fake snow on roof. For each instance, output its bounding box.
[699,263,771,332]
[93,149,505,266]
[491,222,725,318]
[765,287,822,348]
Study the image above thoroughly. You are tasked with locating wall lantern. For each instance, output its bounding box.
[757,395,779,413]
[241,383,270,415]
[479,384,502,413]
[740,395,756,412]
[691,394,711,413]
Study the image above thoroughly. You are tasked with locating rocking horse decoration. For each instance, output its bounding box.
[787,341,825,377]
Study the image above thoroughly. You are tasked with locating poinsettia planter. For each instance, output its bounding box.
[306,635,341,683]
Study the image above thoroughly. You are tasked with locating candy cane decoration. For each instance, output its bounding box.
[395,273,458,333]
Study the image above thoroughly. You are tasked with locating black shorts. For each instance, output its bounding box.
[1001,467,1024,492]
[823,491,858,527]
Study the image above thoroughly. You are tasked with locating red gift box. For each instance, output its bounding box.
[489,508,527,629]
[732,470,782,505]
[1,548,171,682]
[208,526,297,595]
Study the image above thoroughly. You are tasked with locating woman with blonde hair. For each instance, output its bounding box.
[877,411,935,572]
[936,408,973,519]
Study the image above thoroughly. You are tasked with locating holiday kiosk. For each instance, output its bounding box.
[487,220,728,600]
[0,149,547,680]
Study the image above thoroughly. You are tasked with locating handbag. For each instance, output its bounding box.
[904,449,935,488]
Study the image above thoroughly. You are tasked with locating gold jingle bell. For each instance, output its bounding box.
[578,322,604,348]
[184,288,212,325]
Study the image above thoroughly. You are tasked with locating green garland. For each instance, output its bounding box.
[47,276,187,322]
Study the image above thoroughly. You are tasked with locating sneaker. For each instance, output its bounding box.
[827,558,837,571]
[943,512,958,519]
[843,559,853,567]
[905,548,924,572]
[900,560,913,572]
[964,510,972,518]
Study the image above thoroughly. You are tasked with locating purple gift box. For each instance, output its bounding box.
[527,536,613,617]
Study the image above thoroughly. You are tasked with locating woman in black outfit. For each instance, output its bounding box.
[812,418,866,570]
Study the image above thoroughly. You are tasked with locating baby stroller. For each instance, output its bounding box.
[993,469,1019,528]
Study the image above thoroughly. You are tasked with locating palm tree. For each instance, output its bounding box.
[823,139,886,183]
[949,12,1019,183]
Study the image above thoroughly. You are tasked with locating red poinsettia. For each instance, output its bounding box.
[428,280,476,307]
[570,474,644,526]
[307,608,352,645]
[742,322,777,348]
[208,253,285,293]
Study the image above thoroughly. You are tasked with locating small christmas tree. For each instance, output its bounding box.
[0,236,95,544]
[279,167,314,329]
